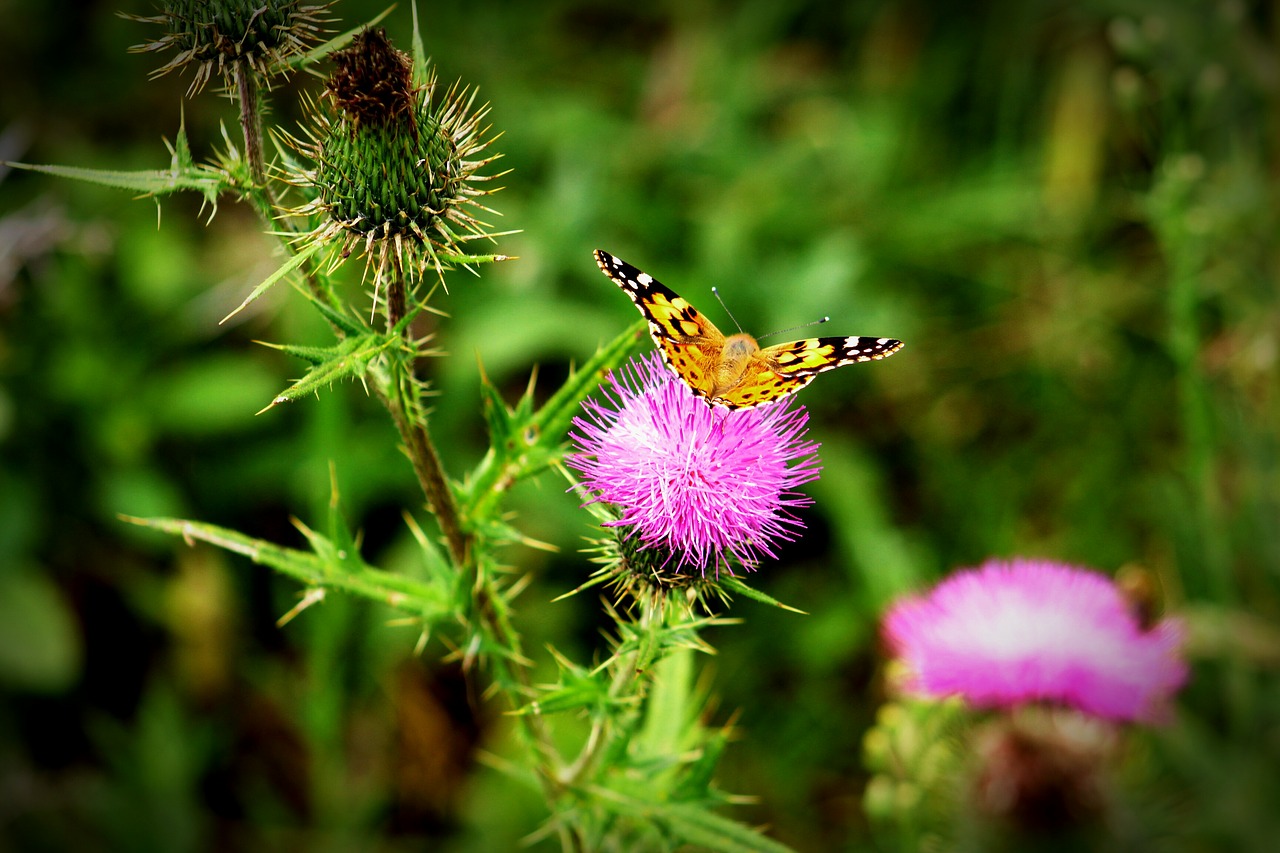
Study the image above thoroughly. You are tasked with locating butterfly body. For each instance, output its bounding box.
[595,249,904,410]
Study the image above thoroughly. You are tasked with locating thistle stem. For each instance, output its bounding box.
[380,274,568,846]
[564,598,664,785]
[381,274,468,565]
[233,60,267,187]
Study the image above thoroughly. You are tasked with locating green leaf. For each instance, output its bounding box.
[478,370,515,446]
[120,516,452,619]
[6,121,224,208]
[410,1,430,89]
[289,5,396,69]
[602,797,795,853]
[672,726,730,802]
[296,282,367,337]
[719,576,807,614]
[657,802,795,853]
[460,319,647,527]
[221,241,326,325]
[257,331,401,412]
[517,648,634,717]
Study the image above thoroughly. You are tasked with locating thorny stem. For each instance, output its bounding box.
[377,275,469,578]
[386,274,406,333]
[381,272,570,847]
[377,377,469,566]
[382,276,463,562]
[233,60,267,187]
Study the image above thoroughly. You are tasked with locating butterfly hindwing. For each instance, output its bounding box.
[657,339,722,402]
[715,369,815,410]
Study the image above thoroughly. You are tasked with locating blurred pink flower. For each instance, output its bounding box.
[884,559,1188,722]
[568,352,821,572]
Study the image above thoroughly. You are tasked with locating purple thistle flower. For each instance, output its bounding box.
[568,352,821,572]
[883,559,1188,723]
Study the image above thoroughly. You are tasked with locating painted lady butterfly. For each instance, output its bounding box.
[595,249,903,410]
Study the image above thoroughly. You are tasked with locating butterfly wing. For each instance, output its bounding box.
[714,335,905,410]
[714,369,817,410]
[761,335,904,375]
[594,250,727,401]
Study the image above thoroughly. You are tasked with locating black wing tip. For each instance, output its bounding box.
[593,249,616,276]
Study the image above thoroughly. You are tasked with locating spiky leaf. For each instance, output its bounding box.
[221,241,326,324]
[121,516,452,620]
[7,122,224,207]
[258,331,400,411]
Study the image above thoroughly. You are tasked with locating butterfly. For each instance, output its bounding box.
[595,249,904,410]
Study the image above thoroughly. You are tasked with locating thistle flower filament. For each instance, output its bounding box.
[569,352,822,574]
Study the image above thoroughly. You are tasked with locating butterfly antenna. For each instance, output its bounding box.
[710,286,746,333]
[759,316,830,340]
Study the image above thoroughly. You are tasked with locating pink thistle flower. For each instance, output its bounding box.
[883,559,1188,723]
[568,352,821,572]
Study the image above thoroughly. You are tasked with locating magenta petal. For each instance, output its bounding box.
[884,559,1189,722]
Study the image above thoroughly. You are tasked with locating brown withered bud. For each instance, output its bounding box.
[326,28,417,129]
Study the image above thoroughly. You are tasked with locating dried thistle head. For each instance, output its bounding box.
[283,27,509,314]
[126,0,334,94]
[324,27,415,128]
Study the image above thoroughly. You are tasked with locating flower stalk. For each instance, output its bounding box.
[233,60,267,187]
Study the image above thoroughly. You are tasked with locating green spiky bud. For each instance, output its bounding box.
[127,0,333,93]
[286,28,508,307]
[317,31,457,240]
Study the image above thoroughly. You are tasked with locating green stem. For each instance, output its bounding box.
[563,598,666,786]
[378,270,469,564]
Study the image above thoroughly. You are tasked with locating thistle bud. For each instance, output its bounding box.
[286,28,507,312]
[127,0,333,94]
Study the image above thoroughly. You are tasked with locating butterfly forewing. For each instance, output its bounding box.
[594,250,725,346]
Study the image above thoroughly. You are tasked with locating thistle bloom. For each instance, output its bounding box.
[568,352,821,572]
[884,559,1187,722]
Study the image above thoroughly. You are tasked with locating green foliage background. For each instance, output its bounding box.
[2,0,1277,850]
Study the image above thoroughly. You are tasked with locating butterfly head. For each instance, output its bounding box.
[722,333,761,358]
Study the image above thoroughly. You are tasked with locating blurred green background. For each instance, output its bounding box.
[2,0,1277,850]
